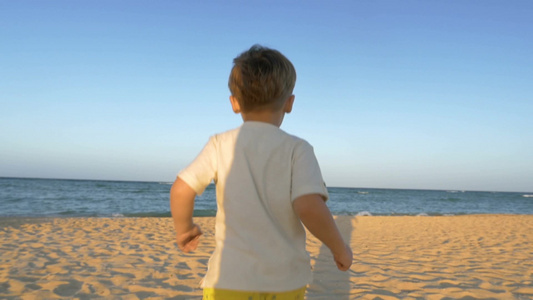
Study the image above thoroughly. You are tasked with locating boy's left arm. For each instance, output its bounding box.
[170,177,202,253]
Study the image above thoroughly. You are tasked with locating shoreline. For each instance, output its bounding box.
[1,212,532,222]
[1,215,532,299]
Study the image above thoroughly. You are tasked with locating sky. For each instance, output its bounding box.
[1,1,532,192]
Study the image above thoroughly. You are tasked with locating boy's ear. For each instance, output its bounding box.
[284,95,295,113]
[230,96,241,113]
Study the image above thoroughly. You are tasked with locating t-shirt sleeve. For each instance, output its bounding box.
[177,136,217,196]
[291,141,329,202]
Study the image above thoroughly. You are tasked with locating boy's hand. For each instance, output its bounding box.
[176,223,202,253]
[333,243,353,271]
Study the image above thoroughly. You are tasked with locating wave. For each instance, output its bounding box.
[523,195,533,198]
[441,197,461,202]
[121,210,218,218]
[356,211,372,216]
[353,211,459,217]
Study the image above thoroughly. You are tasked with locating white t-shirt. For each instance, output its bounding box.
[178,121,329,292]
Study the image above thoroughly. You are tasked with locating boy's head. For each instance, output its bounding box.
[229,45,296,113]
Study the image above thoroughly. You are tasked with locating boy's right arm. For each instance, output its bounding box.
[293,194,353,271]
[170,177,202,253]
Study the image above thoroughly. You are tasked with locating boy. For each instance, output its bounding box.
[170,45,352,299]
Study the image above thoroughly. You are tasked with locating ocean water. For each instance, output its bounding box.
[0,177,532,218]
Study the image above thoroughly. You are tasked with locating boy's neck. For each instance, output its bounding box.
[241,110,285,128]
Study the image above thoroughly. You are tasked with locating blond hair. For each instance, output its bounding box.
[229,45,296,112]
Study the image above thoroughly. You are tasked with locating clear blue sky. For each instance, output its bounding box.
[1,1,532,192]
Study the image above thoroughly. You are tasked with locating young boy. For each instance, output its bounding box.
[170,45,352,299]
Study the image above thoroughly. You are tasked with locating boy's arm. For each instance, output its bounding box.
[293,194,353,271]
[170,177,202,253]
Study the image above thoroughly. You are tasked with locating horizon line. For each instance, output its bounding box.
[1,176,531,194]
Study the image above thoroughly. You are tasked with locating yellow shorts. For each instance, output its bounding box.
[203,286,306,300]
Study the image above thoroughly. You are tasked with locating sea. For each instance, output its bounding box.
[0,177,532,218]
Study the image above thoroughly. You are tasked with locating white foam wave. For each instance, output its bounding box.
[523,195,533,198]
[356,211,372,216]
[112,213,124,217]
[357,191,369,194]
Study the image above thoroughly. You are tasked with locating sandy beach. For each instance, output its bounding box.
[0,215,532,299]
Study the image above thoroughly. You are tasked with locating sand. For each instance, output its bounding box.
[0,215,532,299]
